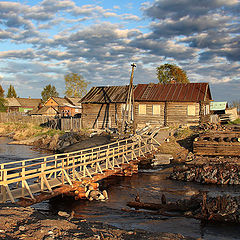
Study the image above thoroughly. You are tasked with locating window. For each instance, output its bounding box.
[153,105,161,115]
[204,105,210,115]
[187,105,195,116]
[138,104,146,115]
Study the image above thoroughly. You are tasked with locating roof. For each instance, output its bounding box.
[81,86,130,103]
[47,97,70,106]
[5,98,21,107]
[210,102,228,111]
[65,97,82,106]
[134,83,212,102]
[16,98,42,107]
[29,106,59,115]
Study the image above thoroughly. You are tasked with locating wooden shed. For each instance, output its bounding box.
[134,83,212,127]
[81,86,129,129]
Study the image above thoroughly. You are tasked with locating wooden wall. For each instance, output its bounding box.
[134,101,201,128]
[134,102,165,128]
[82,103,122,129]
[82,101,209,130]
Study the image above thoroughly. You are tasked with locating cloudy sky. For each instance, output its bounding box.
[0,0,239,102]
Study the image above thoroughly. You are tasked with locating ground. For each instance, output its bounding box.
[0,204,194,240]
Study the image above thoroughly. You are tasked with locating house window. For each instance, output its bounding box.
[204,105,210,115]
[138,104,146,115]
[187,105,195,116]
[152,105,161,115]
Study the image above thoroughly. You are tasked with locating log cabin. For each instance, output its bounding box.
[134,83,212,128]
[81,83,212,129]
[81,85,129,129]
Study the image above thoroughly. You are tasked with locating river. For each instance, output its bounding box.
[1,137,240,240]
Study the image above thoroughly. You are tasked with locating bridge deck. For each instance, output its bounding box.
[0,128,161,204]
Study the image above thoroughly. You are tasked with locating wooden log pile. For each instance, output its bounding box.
[126,193,240,224]
[170,163,240,185]
[193,130,240,156]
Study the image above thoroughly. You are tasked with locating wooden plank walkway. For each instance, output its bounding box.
[0,129,161,204]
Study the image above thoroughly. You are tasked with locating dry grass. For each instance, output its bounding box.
[0,122,64,141]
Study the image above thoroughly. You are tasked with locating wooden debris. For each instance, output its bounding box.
[126,193,240,224]
[170,163,240,185]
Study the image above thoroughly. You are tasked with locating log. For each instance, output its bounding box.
[127,200,196,212]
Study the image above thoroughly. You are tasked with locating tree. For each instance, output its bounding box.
[6,84,17,98]
[0,84,5,112]
[156,63,189,84]
[0,84,4,98]
[64,73,89,98]
[41,84,59,102]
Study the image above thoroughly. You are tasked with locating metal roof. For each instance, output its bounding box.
[210,102,228,111]
[134,83,211,102]
[81,86,130,103]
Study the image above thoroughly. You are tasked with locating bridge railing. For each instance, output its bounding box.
[0,135,155,203]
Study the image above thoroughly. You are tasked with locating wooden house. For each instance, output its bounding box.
[29,106,59,116]
[5,97,41,113]
[43,97,81,117]
[134,83,212,128]
[81,83,212,129]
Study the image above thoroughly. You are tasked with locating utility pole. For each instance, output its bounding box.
[121,63,136,134]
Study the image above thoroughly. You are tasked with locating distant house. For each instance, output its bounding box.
[30,106,59,116]
[30,97,82,117]
[81,83,212,129]
[210,102,228,114]
[210,101,238,122]
[5,98,21,112]
[5,98,42,113]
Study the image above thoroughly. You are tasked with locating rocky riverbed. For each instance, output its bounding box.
[170,163,240,185]
[0,204,193,240]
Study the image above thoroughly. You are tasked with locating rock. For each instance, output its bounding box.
[58,211,70,218]
[19,226,25,231]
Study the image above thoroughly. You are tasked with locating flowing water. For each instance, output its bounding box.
[1,137,240,240]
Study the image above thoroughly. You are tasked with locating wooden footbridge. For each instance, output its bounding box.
[0,128,161,206]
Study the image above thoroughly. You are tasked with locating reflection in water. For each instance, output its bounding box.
[1,137,240,239]
[0,137,49,163]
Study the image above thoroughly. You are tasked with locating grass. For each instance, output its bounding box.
[0,122,65,140]
[228,118,240,125]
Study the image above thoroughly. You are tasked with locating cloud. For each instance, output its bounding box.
[0,49,36,59]
[0,0,239,102]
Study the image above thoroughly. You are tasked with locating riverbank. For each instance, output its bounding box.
[0,122,64,151]
[0,204,194,240]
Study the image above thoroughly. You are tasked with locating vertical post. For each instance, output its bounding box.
[106,146,109,169]
[1,168,7,202]
[61,158,64,185]
[41,162,44,191]
[21,162,25,197]
[83,158,86,177]
[72,157,75,181]
[54,155,57,179]
[138,138,141,156]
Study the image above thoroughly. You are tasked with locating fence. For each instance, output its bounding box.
[0,112,54,125]
[0,112,82,131]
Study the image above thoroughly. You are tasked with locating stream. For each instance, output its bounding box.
[1,137,240,239]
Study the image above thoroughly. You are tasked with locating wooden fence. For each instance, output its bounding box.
[0,112,82,131]
[0,112,54,125]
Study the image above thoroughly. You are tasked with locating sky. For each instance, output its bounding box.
[0,0,239,102]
